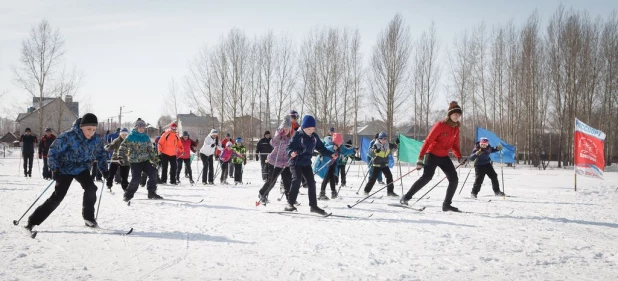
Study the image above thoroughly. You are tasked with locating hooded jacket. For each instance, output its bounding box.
[286,128,332,167]
[418,120,462,159]
[48,118,108,175]
[158,130,184,157]
[106,135,129,166]
[200,134,221,156]
[469,143,500,166]
[267,129,292,168]
[39,134,56,158]
[118,128,159,165]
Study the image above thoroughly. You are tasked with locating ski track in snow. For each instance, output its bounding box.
[1,157,617,280]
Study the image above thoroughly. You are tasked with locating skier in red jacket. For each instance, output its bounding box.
[400,101,466,212]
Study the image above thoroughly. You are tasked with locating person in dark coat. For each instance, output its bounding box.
[38,128,56,180]
[25,113,109,231]
[20,128,38,177]
[256,130,273,181]
[469,137,504,198]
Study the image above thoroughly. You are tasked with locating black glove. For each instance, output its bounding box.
[211,144,215,148]
[255,155,259,161]
[396,137,400,144]
[374,148,381,153]
[101,170,110,179]
[458,158,467,165]
[52,170,60,181]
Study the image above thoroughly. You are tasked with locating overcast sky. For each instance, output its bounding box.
[1,0,617,128]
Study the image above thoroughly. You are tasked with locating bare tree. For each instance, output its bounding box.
[369,14,412,138]
[12,19,66,136]
[165,77,181,121]
[52,66,82,132]
[273,33,296,126]
[413,22,441,134]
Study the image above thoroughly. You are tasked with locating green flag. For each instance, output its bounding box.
[398,134,423,164]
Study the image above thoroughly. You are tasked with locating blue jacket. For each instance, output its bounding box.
[48,118,109,175]
[314,141,356,179]
[286,128,332,167]
[469,143,499,166]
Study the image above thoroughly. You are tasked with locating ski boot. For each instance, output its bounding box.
[495,191,505,196]
[310,206,328,216]
[400,196,409,205]
[470,193,478,199]
[148,192,164,200]
[331,191,338,199]
[284,204,297,212]
[387,191,399,197]
[84,219,98,228]
[442,203,460,212]
[318,191,329,200]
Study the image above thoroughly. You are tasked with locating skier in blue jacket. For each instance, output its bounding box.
[469,137,505,198]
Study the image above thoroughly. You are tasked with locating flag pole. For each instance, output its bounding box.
[574,118,577,192]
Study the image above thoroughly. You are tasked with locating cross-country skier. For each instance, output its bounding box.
[469,137,505,198]
[363,131,399,197]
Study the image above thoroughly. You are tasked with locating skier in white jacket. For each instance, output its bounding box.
[199,129,222,185]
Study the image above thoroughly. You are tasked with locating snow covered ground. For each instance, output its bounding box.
[1,156,617,281]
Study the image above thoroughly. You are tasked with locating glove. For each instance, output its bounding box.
[119,158,126,165]
[416,160,424,170]
[476,149,483,156]
[374,148,381,153]
[211,144,215,148]
[458,158,467,165]
[38,153,42,159]
[52,170,60,181]
[396,137,400,144]
[496,144,503,151]
[101,170,110,179]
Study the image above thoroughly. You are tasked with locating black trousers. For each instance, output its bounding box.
[200,154,215,183]
[42,157,50,179]
[259,164,292,198]
[364,166,394,193]
[160,154,177,184]
[28,169,98,226]
[125,161,158,198]
[289,165,318,207]
[176,158,192,181]
[233,163,243,182]
[471,164,500,194]
[107,163,129,189]
[260,154,268,180]
[229,161,235,177]
[320,164,337,193]
[338,164,347,185]
[220,161,229,181]
[404,154,459,205]
[22,153,33,175]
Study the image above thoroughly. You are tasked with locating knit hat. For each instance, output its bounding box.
[447,101,463,117]
[330,127,335,133]
[170,123,178,129]
[378,131,388,139]
[290,110,299,119]
[25,128,32,132]
[44,127,52,132]
[183,131,189,137]
[479,137,489,144]
[80,113,98,127]
[279,116,292,129]
[264,130,271,137]
[135,118,147,128]
[346,140,352,145]
[120,128,129,134]
[226,133,231,137]
[301,115,316,129]
[210,129,218,135]
[116,128,120,132]
[226,142,233,147]
[236,137,242,143]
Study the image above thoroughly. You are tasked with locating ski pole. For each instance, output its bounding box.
[313,157,333,176]
[335,159,355,195]
[398,160,404,195]
[355,158,375,195]
[18,154,21,176]
[95,177,106,220]
[13,180,55,225]
[500,149,505,198]
[412,162,464,206]
[348,167,420,209]
[458,158,477,195]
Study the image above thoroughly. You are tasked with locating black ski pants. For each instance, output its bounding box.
[364,166,394,193]
[404,153,459,205]
[159,154,177,184]
[200,154,215,183]
[471,163,500,195]
[289,165,318,207]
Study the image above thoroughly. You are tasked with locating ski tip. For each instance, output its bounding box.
[347,205,353,208]
[125,228,134,235]
[127,201,131,206]
[12,220,19,226]
[368,214,374,218]
[30,231,38,239]
[255,201,260,207]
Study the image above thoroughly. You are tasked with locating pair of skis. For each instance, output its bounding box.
[23,224,133,239]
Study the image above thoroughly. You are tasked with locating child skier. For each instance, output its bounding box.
[285,115,333,214]
[119,118,163,201]
[176,131,197,184]
[316,133,356,200]
[24,113,109,231]
[19,128,38,177]
[401,101,465,212]
[257,117,293,204]
[219,142,244,184]
[105,128,130,192]
[38,127,56,180]
[232,137,247,185]
[469,137,505,198]
[362,132,399,197]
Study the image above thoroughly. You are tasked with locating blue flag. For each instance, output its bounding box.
[475,127,516,163]
[360,137,371,163]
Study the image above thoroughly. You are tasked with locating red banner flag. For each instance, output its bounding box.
[574,118,606,179]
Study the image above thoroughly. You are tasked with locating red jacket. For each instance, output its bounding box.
[177,137,197,159]
[218,138,234,157]
[418,121,462,159]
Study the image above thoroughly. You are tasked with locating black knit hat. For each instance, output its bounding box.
[264,130,271,136]
[25,128,31,132]
[80,113,98,127]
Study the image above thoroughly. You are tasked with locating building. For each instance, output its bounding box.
[167,112,220,146]
[0,132,20,147]
[15,95,79,135]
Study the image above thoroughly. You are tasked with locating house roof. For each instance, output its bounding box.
[0,132,18,143]
[175,113,219,128]
[16,98,78,122]
[357,120,387,136]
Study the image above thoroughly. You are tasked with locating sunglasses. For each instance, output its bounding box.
[379,137,387,140]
